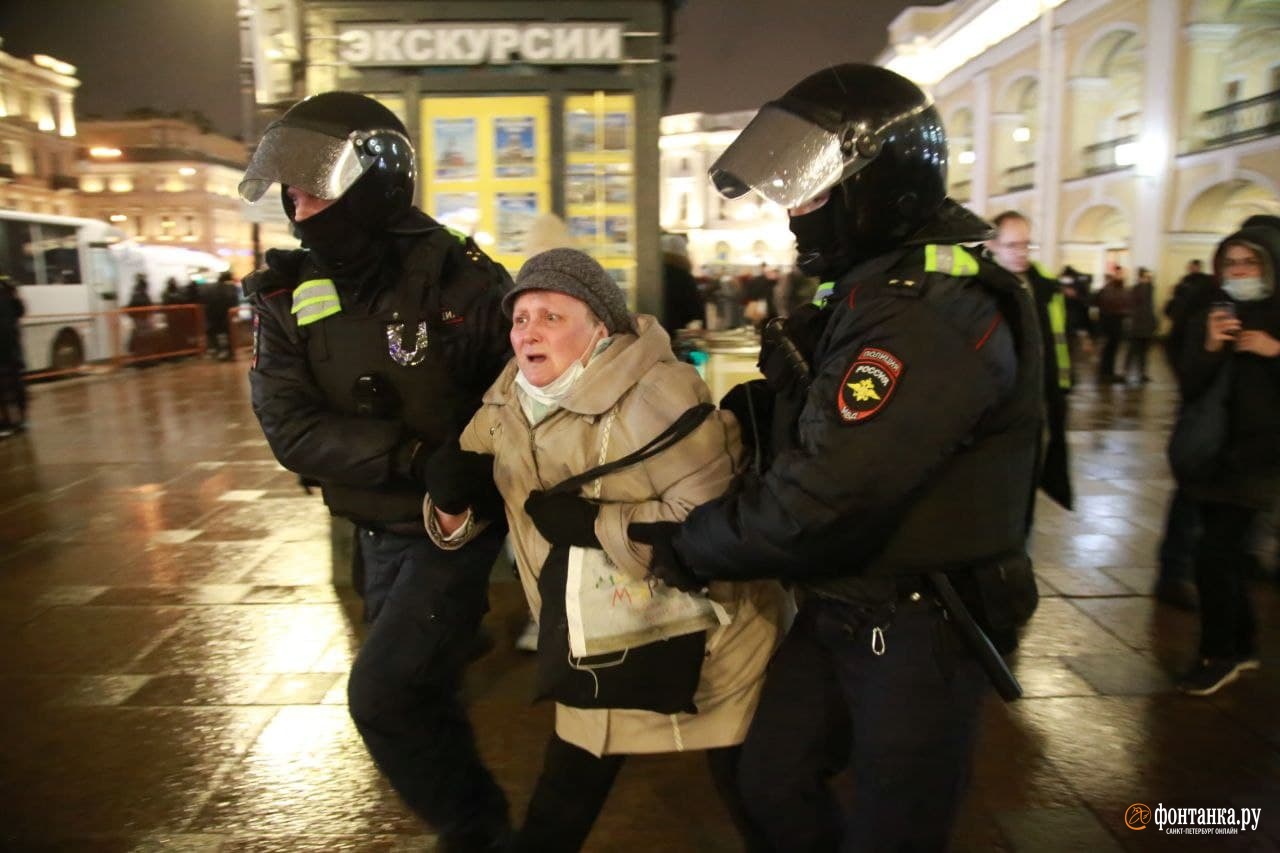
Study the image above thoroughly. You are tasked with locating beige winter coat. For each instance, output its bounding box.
[460,315,784,757]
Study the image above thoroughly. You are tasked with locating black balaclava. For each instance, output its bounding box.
[285,175,384,282]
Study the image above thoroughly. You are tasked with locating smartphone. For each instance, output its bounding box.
[1211,300,1236,318]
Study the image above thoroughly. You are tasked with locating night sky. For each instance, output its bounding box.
[0,0,921,138]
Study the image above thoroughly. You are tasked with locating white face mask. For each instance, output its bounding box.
[1222,277,1270,302]
[514,329,605,408]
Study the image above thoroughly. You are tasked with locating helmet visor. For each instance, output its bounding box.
[709,104,860,210]
[239,125,371,203]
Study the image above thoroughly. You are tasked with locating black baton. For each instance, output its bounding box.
[928,571,1023,701]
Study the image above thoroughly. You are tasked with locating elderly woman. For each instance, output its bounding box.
[427,248,782,851]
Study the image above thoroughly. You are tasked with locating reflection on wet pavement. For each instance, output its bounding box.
[1,359,1277,851]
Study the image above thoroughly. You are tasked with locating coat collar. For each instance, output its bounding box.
[482,314,674,415]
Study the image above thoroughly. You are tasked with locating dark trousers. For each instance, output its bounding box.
[1158,488,1201,585]
[514,734,767,852]
[347,524,509,847]
[1124,337,1151,380]
[1195,502,1258,659]
[737,596,988,853]
[1097,317,1125,380]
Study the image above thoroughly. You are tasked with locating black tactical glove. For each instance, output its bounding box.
[525,491,600,548]
[420,437,501,517]
[628,521,705,593]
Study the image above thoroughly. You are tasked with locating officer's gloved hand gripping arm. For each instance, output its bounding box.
[671,296,1012,584]
[248,268,412,488]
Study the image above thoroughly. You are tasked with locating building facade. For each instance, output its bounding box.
[879,0,1280,302]
[658,110,795,274]
[0,45,79,215]
[242,0,677,311]
[73,119,292,277]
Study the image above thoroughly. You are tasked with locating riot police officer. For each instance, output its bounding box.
[239,92,513,851]
[630,65,1044,851]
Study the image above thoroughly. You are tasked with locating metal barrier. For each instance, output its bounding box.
[110,305,208,367]
[226,306,254,361]
[22,305,208,380]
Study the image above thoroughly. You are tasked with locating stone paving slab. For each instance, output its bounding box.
[1,358,1277,850]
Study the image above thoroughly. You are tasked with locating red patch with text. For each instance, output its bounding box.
[836,347,903,424]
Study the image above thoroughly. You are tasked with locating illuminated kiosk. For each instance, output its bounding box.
[242,0,677,314]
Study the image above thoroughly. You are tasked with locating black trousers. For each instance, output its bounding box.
[1124,337,1151,380]
[1195,501,1258,659]
[346,523,509,848]
[737,595,988,852]
[1097,317,1125,379]
[514,734,769,852]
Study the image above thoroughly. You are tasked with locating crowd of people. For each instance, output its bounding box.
[23,56,1241,852]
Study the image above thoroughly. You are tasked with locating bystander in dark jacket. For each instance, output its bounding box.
[1124,268,1158,383]
[0,277,26,433]
[1172,222,1280,695]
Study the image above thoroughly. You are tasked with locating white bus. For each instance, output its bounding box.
[111,242,230,304]
[0,210,126,372]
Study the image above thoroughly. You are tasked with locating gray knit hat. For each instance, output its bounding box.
[504,248,635,334]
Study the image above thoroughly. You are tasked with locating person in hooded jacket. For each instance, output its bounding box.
[427,247,783,852]
[239,92,514,851]
[1174,221,1280,695]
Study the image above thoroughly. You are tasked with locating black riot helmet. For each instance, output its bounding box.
[239,92,415,231]
[709,64,948,279]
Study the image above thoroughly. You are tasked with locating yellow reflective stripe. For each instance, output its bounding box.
[1048,292,1072,388]
[291,294,341,314]
[922,244,978,277]
[1032,261,1053,279]
[295,303,342,326]
[294,278,337,298]
[812,281,836,307]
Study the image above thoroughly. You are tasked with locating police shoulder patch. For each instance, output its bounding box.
[836,347,904,424]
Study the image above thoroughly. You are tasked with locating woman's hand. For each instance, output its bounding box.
[1205,311,1242,352]
[435,507,470,537]
[1236,329,1280,358]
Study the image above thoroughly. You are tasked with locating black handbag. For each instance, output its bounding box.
[1167,361,1232,483]
[532,403,715,714]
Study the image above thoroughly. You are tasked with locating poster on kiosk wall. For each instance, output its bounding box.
[420,96,550,272]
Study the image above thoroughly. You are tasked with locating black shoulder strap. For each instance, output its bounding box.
[546,403,716,497]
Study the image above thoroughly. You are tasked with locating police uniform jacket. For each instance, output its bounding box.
[245,218,512,526]
[460,315,784,757]
[677,213,1044,643]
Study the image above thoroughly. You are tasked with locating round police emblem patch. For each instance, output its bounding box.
[836,347,903,424]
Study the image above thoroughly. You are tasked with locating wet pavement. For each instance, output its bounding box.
[1,355,1278,852]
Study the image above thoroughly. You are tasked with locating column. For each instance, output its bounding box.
[1037,14,1067,269]
[971,71,992,213]
[1132,0,1179,270]
[57,93,76,138]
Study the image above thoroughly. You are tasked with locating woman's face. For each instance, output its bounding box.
[1222,244,1263,281]
[511,290,605,388]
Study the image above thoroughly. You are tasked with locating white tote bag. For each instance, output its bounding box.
[544,403,730,657]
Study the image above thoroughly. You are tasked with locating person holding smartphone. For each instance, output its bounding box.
[1174,220,1280,695]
